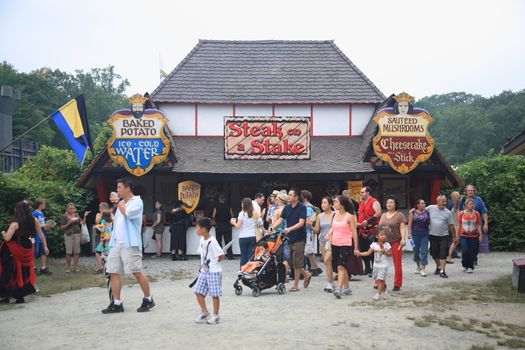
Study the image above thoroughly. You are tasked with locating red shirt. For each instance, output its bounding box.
[358,197,378,237]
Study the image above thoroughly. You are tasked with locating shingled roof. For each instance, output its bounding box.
[151,40,385,104]
[171,137,373,174]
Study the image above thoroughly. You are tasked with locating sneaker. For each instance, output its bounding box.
[195,313,209,323]
[333,288,342,299]
[324,283,334,293]
[207,314,220,324]
[372,293,381,301]
[392,286,401,292]
[434,268,440,275]
[137,297,156,312]
[343,288,352,296]
[39,267,52,275]
[15,297,25,304]
[462,267,467,272]
[419,270,427,277]
[467,268,474,273]
[414,267,421,274]
[440,271,448,279]
[381,292,389,300]
[102,301,124,314]
[311,270,320,277]
[316,268,323,275]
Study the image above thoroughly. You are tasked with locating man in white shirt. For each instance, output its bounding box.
[102,178,155,314]
[252,193,265,216]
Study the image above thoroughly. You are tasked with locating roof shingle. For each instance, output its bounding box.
[151,40,385,104]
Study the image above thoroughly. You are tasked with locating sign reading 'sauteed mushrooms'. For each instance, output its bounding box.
[372,92,435,174]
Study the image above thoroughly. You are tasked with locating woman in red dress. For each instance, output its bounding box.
[0,201,48,303]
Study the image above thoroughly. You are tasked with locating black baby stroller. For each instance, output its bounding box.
[233,233,287,297]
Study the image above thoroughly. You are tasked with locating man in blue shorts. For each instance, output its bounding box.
[33,199,52,275]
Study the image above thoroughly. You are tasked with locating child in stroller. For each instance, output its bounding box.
[239,242,270,276]
[233,233,287,297]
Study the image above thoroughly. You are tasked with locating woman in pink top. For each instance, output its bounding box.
[326,195,359,299]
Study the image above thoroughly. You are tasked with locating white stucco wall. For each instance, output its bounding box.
[351,104,376,135]
[198,104,233,136]
[235,104,272,117]
[312,105,349,136]
[274,104,311,117]
[159,103,195,136]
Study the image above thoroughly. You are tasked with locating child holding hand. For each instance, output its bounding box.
[359,226,392,301]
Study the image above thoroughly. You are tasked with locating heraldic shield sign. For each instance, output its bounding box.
[373,92,435,174]
[107,94,170,176]
[178,181,201,214]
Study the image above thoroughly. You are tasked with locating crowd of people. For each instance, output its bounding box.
[0,178,489,324]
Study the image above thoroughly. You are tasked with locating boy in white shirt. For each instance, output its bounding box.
[194,217,225,324]
[359,226,392,301]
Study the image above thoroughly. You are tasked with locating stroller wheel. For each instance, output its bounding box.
[235,285,243,296]
[277,283,286,295]
[252,286,261,297]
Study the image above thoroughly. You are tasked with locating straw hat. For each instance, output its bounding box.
[277,191,288,203]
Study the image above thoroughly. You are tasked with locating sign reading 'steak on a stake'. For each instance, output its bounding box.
[373,92,435,174]
[107,94,170,176]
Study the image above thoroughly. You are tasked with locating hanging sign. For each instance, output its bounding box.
[224,116,311,159]
[178,180,201,214]
[107,94,170,176]
[373,92,435,174]
[347,180,363,203]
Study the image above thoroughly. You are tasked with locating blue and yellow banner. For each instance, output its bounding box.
[51,95,93,165]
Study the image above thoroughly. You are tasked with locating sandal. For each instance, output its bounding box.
[66,269,71,273]
[303,273,312,288]
[289,287,300,292]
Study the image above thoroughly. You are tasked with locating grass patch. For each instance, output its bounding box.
[470,344,495,350]
[497,338,525,349]
[414,320,431,327]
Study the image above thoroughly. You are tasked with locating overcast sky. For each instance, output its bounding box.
[1,0,524,100]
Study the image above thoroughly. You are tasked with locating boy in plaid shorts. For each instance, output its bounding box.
[194,217,225,324]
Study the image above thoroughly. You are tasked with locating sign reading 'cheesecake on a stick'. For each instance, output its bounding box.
[224,116,311,160]
[373,92,435,174]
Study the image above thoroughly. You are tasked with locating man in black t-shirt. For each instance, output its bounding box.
[212,194,234,259]
[272,189,311,292]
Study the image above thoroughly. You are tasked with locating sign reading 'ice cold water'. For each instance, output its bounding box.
[107,94,170,176]
[224,116,311,160]
[373,92,435,174]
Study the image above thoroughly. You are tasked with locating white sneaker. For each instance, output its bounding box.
[372,292,381,301]
[324,283,334,293]
[195,313,209,323]
[467,268,474,273]
[207,314,220,324]
[462,267,467,272]
[333,288,342,299]
[343,288,352,296]
[414,267,421,274]
[381,292,389,300]
[420,269,427,277]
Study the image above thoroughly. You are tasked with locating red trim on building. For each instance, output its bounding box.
[233,103,236,117]
[95,178,107,202]
[348,104,352,136]
[310,104,314,136]
[430,177,441,204]
[272,104,275,117]
[194,103,198,136]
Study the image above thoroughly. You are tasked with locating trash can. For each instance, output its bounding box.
[512,258,525,293]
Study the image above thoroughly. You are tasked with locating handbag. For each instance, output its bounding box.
[80,223,90,244]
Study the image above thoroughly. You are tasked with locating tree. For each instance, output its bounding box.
[456,154,525,251]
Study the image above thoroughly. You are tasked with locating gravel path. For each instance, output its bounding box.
[1,252,523,350]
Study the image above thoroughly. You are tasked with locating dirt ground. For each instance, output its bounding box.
[1,252,524,350]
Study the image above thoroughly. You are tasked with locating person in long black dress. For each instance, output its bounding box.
[169,201,188,261]
[212,194,234,260]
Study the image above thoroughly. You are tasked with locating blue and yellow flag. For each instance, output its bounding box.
[51,95,93,165]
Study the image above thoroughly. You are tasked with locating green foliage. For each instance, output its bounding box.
[417,90,525,165]
[0,61,129,149]
[456,155,525,251]
[0,146,95,256]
